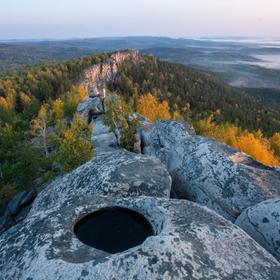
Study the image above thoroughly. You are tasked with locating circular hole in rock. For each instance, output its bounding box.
[74,207,154,254]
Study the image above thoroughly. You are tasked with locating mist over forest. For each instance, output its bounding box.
[1,37,280,89]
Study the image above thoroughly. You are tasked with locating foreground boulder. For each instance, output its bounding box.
[144,121,280,221]
[30,150,172,214]
[236,198,280,262]
[1,196,279,280]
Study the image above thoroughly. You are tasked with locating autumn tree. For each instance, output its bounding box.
[137,93,171,121]
[63,85,87,118]
[194,117,280,167]
[235,132,279,166]
[104,93,139,151]
[30,104,51,158]
[52,98,64,121]
[55,114,95,173]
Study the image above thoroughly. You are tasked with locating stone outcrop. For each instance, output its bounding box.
[0,191,36,234]
[29,149,172,214]
[92,116,119,154]
[1,52,280,279]
[78,51,140,122]
[1,195,279,280]
[236,198,280,262]
[83,50,140,97]
[77,97,104,121]
[143,121,280,221]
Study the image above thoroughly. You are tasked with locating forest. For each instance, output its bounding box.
[111,56,280,166]
[112,56,280,136]
[1,52,280,209]
[0,53,112,208]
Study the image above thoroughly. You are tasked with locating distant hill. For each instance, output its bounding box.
[1,36,280,89]
[112,55,280,135]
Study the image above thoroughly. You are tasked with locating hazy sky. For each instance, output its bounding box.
[0,0,279,39]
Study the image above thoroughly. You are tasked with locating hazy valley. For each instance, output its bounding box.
[1,36,280,89]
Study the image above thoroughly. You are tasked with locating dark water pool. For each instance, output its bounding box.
[74,207,154,254]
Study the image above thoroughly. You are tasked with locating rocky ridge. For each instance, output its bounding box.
[1,51,280,279]
[82,50,140,97]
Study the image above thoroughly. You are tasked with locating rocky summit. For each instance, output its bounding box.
[143,121,280,222]
[0,52,280,279]
[1,120,280,279]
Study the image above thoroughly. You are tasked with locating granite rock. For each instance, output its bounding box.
[144,121,280,221]
[30,149,172,214]
[1,196,279,280]
[236,198,280,262]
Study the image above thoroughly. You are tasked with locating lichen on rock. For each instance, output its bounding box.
[1,196,279,280]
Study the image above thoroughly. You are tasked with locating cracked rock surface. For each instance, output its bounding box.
[1,196,279,280]
[144,121,280,221]
[236,198,280,262]
[30,149,172,214]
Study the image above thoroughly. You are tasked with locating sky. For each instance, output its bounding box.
[0,0,279,39]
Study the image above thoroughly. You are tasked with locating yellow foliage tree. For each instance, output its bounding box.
[194,117,280,167]
[137,93,171,121]
[0,96,13,111]
[235,132,279,166]
[52,98,64,121]
[64,85,88,118]
[55,114,95,172]
[30,104,51,158]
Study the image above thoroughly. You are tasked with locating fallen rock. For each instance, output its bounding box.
[30,149,172,214]
[1,196,279,280]
[144,121,280,221]
[236,198,280,262]
[77,97,104,121]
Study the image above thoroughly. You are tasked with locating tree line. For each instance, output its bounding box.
[0,54,112,208]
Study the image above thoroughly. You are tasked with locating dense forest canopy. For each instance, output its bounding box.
[0,53,113,208]
[111,56,280,136]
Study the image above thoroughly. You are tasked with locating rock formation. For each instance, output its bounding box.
[78,50,140,123]
[92,116,119,154]
[236,198,280,262]
[29,149,172,214]
[1,195,279,280]
[1,52,280,279]
[143,121,280,222]
[82,50,140,97]
[77,97,104,121]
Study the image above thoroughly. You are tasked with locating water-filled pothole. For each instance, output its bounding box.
[74,207,154,254]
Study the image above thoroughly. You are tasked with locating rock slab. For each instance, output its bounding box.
[1,196,279,280]
[144,121,280,221]
[236,198,280,262]
[30,149,172,214]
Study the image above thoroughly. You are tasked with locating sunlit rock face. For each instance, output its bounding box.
[143,121,280,221]
[82,50,140,96]
[1,195,279,280]
[236,198,280,262]
[29,149,172,214]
